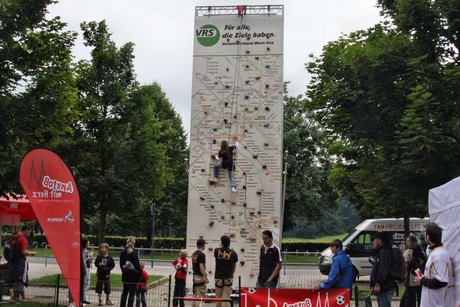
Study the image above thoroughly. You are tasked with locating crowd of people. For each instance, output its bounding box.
[4,222,454,306]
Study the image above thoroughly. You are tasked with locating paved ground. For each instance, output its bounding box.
[2,261,403,306]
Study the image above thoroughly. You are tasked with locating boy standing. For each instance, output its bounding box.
[135,261,149,307]
[95,243,115,306]
[172,249,188,307]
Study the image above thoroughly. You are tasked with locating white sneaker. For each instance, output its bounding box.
[209,177,218,183]
[232,187,237,193]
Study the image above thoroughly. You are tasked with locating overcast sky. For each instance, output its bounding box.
[48,1,383,140]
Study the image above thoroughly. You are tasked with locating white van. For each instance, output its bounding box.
[318,218,429,278]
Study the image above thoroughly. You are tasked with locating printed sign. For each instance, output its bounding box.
[240,287,350,307]
[19,149,81,306]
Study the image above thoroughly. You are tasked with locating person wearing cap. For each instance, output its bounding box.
[214,235,238,307]
[315,239,353,292]
[257,230,282,288]
[191,238,208,307]
[414,222,453,307]
[370,232,397,307]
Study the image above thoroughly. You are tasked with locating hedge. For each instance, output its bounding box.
[2,234,327,252]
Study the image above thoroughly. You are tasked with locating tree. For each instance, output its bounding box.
[306,1,460,222]
[70,21,169,243]
[282,88,337,231]
[0,0,77,194]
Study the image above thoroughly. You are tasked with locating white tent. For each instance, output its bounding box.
[428,176,460,306]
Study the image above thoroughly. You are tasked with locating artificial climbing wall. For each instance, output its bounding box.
[187,5,284,288]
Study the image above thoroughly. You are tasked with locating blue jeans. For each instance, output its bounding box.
[376,288,394,307]
[213,162,236,187]
[256,280,277,288]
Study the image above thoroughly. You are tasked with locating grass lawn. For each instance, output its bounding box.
[30,273,164,286]
[282,233,348,243]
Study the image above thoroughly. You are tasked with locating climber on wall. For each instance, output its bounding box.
[210,136,239,192]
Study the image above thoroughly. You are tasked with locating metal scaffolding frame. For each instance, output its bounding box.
[196,5,283,17]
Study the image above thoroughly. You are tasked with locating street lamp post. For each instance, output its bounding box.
[150,202,155,249]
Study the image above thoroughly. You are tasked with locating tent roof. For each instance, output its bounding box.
[428,176,460,215]
[0,194,36,222]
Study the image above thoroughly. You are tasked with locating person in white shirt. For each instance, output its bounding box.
[414,222,452,307]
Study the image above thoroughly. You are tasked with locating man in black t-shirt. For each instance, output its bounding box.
[214,235,238,307]
[257,230,282,288]
[191,239,208,307]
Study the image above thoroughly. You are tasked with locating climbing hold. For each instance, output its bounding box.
[243,202,247,207]
[257,190,262,195]
[226,68,229,72]
[212,139,216,145]
[231,201,236,205]
[274,220,278,224]
[243,185,247,190]
[240,261,245,266]
[254,107,258,110]
[250,273,254,277]
[229,233,236,238]
[265,106,270,111]
[221,199,225,203]
[244,95,249,99]
[200,196,205,201]
[210,205,214,209]
[245,80,250,85]
[204,111,208,115]
[253,154,258,159]
[241,248,245,252]
[265,65,270,69]
[246,50,250,54]
[250,212,255,215]
[224,119,228,124]
[209,221,214,227]
[234,115,237,119]
[262,165,267,169]
[255,56,259,60]
[244,129,248,132]
[211,154,216,159]
[221,215,225,220]
[257,211,261,215]
[264,142,269,146]
[214,81,218,85]
[246,65,249,69]
[213,128,217,132]
[263,123,270,128]
[255,76,260,80]
[267,47,271,51]
[225,85,230,89]
[224,101,228,107]
[243,172,247,176]
[265,84,269,89]
[201,168,205,172]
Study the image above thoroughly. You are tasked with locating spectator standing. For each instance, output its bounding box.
[172,249,188,307]
[191,239,208,307]
[257,230,282,288]
[316,239,353,292]
[370,232,397,307]
[120,237,141,307]
[135,261,149,307]
[214,235,238,307]
[400,236,426,307]
[415,223,453,307]
[8,225,36,303]
[81,237,92,305]
[95,243,115,306]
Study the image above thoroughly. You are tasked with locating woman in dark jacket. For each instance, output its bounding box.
[120,236,141,307]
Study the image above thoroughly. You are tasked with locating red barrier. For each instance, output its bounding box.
[240,287,350,307]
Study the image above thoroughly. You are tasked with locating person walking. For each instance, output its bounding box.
[8,225,36,303]
[120,237,141,307]
[256,230,282,288]
[191,239,208,307]
[214,235,238,307]
[315,239,353,292]
[415,222,453,307]
[370,232,397,307]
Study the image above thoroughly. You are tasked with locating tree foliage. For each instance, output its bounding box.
[306,1,460,219]
[283,88,337,231]
[0,0,77,194]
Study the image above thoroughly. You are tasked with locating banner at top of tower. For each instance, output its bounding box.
[194,14,283,56]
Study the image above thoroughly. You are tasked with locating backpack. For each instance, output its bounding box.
[389,245,405,282]
[3,234,20,262]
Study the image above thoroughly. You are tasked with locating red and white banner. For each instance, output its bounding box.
[19,149,81,306]
[241,287,350,307]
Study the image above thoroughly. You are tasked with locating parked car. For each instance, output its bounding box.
[318,217,429,278]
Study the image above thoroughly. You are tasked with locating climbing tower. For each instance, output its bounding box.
[186,5,284,288]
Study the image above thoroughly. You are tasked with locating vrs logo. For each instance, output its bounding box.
[196,24,220,47]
